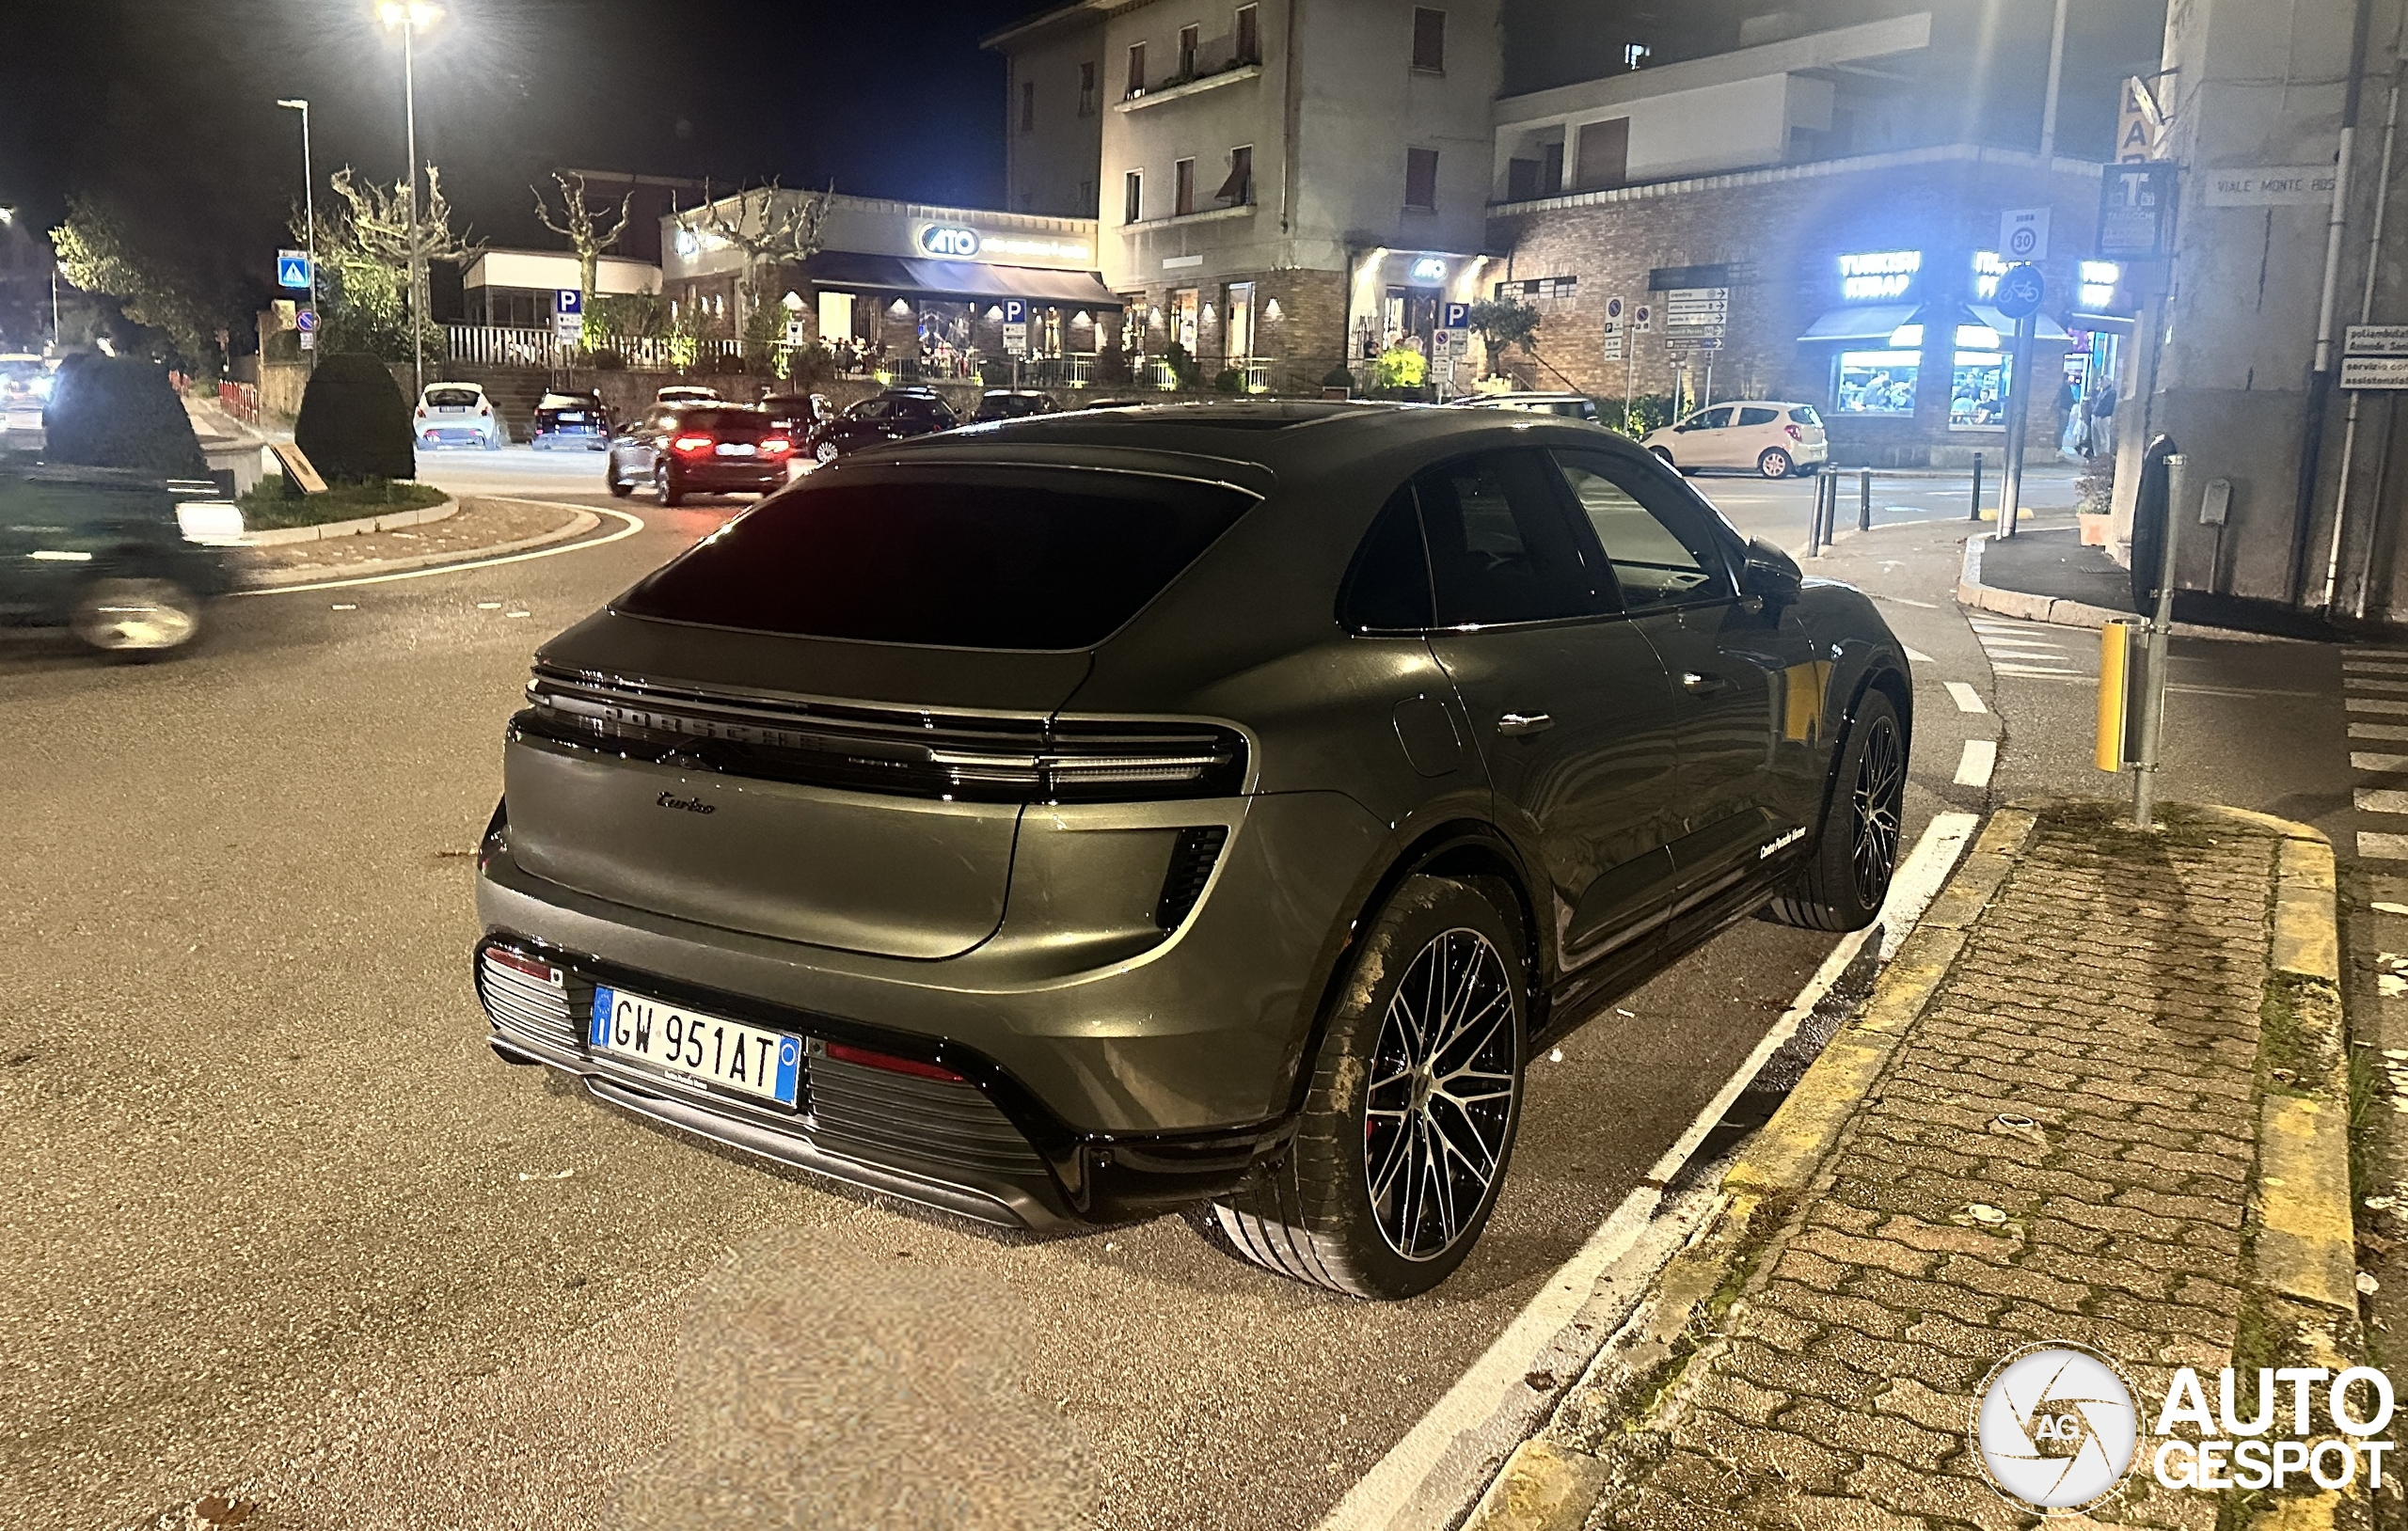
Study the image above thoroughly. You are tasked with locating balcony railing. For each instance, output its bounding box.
[444,325,744,371]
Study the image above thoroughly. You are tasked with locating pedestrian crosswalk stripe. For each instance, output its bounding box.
[2347,679,2408,694]
[1903,647,1934,663]
[1994,663,2078,677]
[2344,661,2408,673]
[2359,788,2408,814]
[2355,753,2408,772]
[2351,699,2408,715]
[2355,724,2408,739]
[2362,831,2408,860]
[2346,649,2408,658]
[1954,738,1997,786]
[1945,681,1988,713]
[1982,639,2064,652]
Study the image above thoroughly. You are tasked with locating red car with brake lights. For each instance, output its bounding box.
[604,404,793,507]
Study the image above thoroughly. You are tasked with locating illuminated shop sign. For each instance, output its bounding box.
[2079,260,2122,308]
[1972,250,2009,301]
[1410,256,1448,283]
[1839,250,1922,302]
[913,224,1096,264]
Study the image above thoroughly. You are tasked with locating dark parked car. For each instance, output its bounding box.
[971,388,1058,422]
[801,389,958,463]
[757,392,836,441]
[604,404,794,506]
[531,390,612,450]
[0,461,244,655]
[476,402,1909,1298]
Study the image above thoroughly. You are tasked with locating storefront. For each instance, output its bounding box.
[1343,248,1497,389]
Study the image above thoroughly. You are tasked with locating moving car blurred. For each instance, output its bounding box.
[654,385,721,406]
[1449,391,1602,423]
[971,389,1058,422]
[1,354,54,432]
[0,463,242,656]
[757,392,836,442]
[1641,402,1828,479]
[414,383,503,450]
[801,389,959,464]
[531,390,612,451]
[604,403,792,506]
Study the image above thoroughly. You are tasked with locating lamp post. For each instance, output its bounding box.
[377,1,443,400]
[276,98,318,369]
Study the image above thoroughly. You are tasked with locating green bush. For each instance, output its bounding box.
[237,475,446,529]
[294,353,416,483]
[1618,392,1677,436]
[1369,346,1427,391]
[1321,364,1355,391]
[1212,368,1246,394]
[40,354,209,476]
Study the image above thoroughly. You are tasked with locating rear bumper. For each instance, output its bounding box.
[667,461,788,491]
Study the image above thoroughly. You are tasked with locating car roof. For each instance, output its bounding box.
[421,381,485,393]
[1453,392,1589,404]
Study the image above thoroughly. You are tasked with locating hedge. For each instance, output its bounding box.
[295,353,417,483]
[41,355,209,477]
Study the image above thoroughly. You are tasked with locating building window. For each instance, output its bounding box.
[1412,8,1445,71]
[1494,276,1577,308]
[1175,157,1196,216]
[1226,280,1257,360]
[1835,351,1919,417]
[1573,118,1629,191]
[1170,288,1199,351]
[1021,81,1036,133]
[1404,147,1439,211]
[1235,4,1259,64]
[1215,145,1254,205]
[1079,60,1098,115]
[1127,41,1146,96]
[1950,350,2011,429]
[1179,24,1199,79]
[1124,169,1143,224]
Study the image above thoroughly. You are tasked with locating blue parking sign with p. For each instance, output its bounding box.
[1003,298,1027,325]
[276,250,311,290]
[1442,302,1469,329]
[557,289,582,316]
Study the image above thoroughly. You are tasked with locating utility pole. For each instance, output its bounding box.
[404,17,421,400]
[277,99,317,370]
[2038,0,2071,159]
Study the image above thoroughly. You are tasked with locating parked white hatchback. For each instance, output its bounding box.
[1641,401,1828,479]
[414,382,504,450]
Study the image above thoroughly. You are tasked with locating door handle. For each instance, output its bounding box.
[1497,712,1554,736]
[1680,671,1731,696]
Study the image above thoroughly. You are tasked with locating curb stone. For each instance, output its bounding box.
[240,505,603,589]
[240,497,461,546]
[1956,531,2134,629]
[1461,801,2361,1531]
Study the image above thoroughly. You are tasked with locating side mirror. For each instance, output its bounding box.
[1739,538,1802,608]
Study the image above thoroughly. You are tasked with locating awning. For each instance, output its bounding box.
[798,250,1122,308]
[1798,304,1918,343]
[1970,305,2072,343]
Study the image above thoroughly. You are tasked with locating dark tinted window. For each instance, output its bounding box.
[1413,451,1595,626]
[426,387,480,408]
[1341,487,1434,632]
[672,408,766,437]
[1789,406,1822,426]
[1551,450,1735,609]
[614,469,1256,649]
[1736,405,1780,427]
[850,400,891,420]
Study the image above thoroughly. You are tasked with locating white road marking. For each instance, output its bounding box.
[235,505,642,596]
[2357,724,2408,740]
[2358,789,2408,815]
[1994,664,2079,678]
[2350,680,2408,694]
[476,601,502,610]
[2344,661,2408,673]
[1945,681,1988,714]
[2374,901,2408,915]
[1955,739,1997,787]
[2354,754,2408,773]
[1314,813,1980,1531]
[329,603,356,611]
[1903,647,1934,664]
[1877,595,1940,608]
[2346,649,2408,658]
[2362,832,2408,860]
[2353,699,2408,716]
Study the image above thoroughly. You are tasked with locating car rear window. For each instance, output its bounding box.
[426,387,481,408]
[538,394,595,410]
[613,468,1258,649]
[1789,406,1822,427]
[671,408,767,437]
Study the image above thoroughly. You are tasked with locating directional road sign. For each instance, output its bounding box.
[2346,325,2408,356]
[276,250,312,290]
[1994,264,2047,321]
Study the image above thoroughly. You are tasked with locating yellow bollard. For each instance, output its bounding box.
[2096,620,2133,771]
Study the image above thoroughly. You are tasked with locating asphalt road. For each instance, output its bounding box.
[7,447,1972,1531]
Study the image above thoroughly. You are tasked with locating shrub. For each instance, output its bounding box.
[1162,341,1197,387]
[1321,364,1355,392]
[590,348,626,371]
[41,354,210,477]
[1618,392,1677,436]
[1094,344,1133,386]
[1212,368,1245,394]
[294,352,415,482]
[1369,346,1427,391]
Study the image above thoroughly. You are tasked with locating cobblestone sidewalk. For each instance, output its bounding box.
[1473,802,2357,1531]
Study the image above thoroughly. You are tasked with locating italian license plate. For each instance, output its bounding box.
[715,441,757,456]
[557,411,586,421]
[589,986,801,1107]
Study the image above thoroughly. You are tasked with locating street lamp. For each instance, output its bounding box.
[376,1,445,399]
[276,99,318,368]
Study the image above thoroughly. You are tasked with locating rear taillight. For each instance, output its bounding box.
[823,1041,966,1082]
[415,406,427,418]
[1785,423,1802,441]
[671,434,715,456]
[478,401,491,416]
[760,435,792,457]
[925,727,1245,799]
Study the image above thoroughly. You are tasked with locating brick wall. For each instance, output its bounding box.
[1487,150,2105,466]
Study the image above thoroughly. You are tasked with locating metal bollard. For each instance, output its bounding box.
[1970,452,1985,521]
[1813,471,1831,554]
[1859,467,1873,533]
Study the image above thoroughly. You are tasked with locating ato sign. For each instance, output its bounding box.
[919,225,983,258]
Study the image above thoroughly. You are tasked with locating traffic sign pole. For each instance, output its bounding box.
[1997,309,2038,538]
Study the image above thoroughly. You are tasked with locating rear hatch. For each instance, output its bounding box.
[502,459,1259,960]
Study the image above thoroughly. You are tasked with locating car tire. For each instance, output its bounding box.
[1758,448,1795,480]
[815,441,841,464]
[1765,687,1906,933]
[607,466,633,498]
[1211,874,1527,1300]
[70,576,204,658]
[1648,447,1677,471]
[656,465,684,507]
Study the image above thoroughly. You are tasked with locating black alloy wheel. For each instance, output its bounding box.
[1846,707,1906,910]
[1764,687,1906,933]
[1363,928,1520,1260]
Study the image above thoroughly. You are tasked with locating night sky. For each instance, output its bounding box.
[0,0,1050,333]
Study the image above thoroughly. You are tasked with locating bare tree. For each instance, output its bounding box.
[311,166,483,358]
[531,171,634,302]
[673,179,832,325]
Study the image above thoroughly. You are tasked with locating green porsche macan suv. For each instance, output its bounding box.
[474,402,1910,1298]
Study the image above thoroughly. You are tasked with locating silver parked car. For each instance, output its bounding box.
[474,402,1911,1297]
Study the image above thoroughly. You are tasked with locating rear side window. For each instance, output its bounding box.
[850,400,891,420]
[1341,487,1434,633]
[614,469,1257,650]
[1413,451,1596,626]
[1789,406,1822,426]
[1736,405,1780,427]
